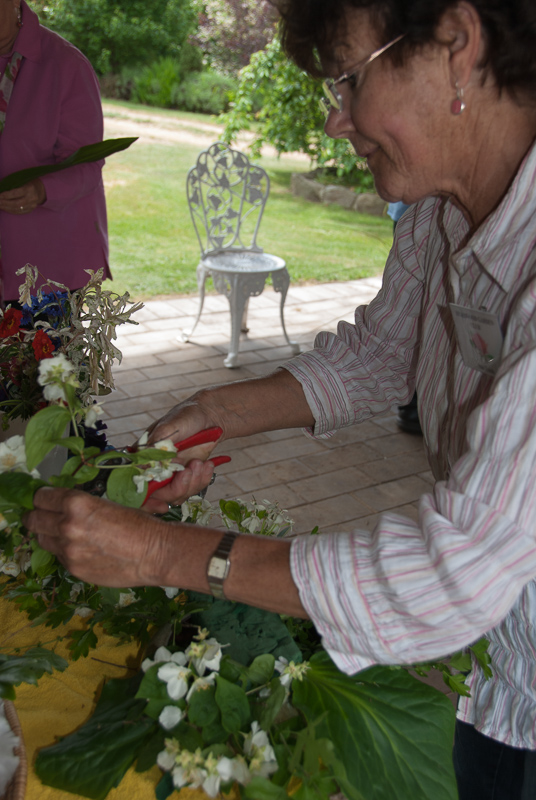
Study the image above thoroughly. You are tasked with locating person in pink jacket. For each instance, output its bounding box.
[0,0,110,301]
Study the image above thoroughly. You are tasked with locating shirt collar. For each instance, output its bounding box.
[446,138,536,292]
[10,0,41,63]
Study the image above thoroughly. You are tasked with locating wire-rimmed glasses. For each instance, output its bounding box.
[319,34,406,118]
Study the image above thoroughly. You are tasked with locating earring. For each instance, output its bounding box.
[451,81,465,115]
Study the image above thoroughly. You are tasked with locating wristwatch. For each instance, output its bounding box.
[207,532,238,599]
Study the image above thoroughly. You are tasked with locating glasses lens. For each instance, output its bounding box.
[319,96,331,119]
[322,80,341,112]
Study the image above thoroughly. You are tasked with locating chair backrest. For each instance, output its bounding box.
[186,142,270,257]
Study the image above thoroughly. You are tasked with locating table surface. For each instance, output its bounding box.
[1,598,218,800]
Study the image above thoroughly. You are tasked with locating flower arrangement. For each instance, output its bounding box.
[0,264,143,426]
[0,360,492,800]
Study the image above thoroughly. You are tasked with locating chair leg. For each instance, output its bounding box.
[272,268,300,355]
[241,298,250,334]
[180,264,208,342]
[223,274,249,368]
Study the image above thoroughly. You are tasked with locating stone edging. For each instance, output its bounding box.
[291,172,387,217]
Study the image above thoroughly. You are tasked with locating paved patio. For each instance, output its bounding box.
[100,276,432,537]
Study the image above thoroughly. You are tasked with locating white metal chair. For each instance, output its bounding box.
[182,141,300,368]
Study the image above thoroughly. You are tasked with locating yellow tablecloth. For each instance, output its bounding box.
[0,598,221,800]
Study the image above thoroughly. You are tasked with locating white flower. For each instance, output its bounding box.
[185,638,222,676]
[153,439,177,453]
[162,587,179,599]
[0,436,27,473]
[243,721,278,777]
[181,496,215,525]
[274,657,310,688]
[74,606,93,619]
[158,662,192,700]
[84,404,104,429]
[186,672,216,701]
[132,463,185,493]
[202,754,223,798]
[217,755,251,786]
[69,582,85,601]
[37,353,74,386]
[116,589,138,608]
[240,514,262,534]
[157,738,180,771]
[141,647,187,673]
[171,749,206,790]
[0,557,20,578]
[159,705,184,730]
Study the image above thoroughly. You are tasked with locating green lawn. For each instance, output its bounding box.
[102,110,393,300]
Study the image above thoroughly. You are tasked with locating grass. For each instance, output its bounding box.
[102,106,393,300]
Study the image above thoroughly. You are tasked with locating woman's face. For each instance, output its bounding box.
[0,0,20,55]
[323,8,459,206]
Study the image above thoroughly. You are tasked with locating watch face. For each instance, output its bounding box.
[208,556,228,580]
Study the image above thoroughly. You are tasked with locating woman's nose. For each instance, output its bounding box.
[323,104,356,140]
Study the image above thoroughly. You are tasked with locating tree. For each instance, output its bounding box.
[221,38,373,182]
[28,0,199,75]
[192,0,278,75]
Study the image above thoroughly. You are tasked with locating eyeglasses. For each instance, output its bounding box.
[320,34,406,118]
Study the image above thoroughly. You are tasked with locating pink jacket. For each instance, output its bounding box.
[0,1,110,300]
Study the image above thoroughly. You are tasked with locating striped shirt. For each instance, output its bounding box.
[286,142,536,749]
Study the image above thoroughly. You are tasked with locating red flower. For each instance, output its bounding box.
[0,308,23,338]
[32,329,55,360]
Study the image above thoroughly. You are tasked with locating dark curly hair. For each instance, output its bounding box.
[276,0,536,101]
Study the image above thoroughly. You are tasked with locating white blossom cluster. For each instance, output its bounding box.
[181,495,293,537]
[142,631,280,797]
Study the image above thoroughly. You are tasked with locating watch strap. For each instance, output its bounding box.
[207,531,238,599]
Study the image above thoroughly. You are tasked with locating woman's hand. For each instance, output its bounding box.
[0,178,46,214]
[24,487,174,587]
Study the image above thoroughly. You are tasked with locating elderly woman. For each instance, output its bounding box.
[26,0,536,796]
[0,0,109,299]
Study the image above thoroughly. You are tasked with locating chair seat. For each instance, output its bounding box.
[202,251,286,274]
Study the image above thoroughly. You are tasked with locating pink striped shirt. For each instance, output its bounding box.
[287,142,536,749]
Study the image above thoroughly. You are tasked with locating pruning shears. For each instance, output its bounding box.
[142,426,231,503]
[81,426,231,505]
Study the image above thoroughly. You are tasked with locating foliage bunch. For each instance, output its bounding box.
[192,0,278,75]
[221,38,373,182]
[28,0,198,75]
[0,265,143,425]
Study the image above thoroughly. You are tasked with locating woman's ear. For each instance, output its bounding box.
[435,1,483,90]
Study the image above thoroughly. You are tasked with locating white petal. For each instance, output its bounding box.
[159,706,183,730]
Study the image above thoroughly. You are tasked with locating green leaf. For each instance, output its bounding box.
[259,678,286,731]
[247,654,275,686]
[155,772,174,800]
[0,647,68,698]
[106,466,145,508]
[35,675,153,800]
[135,728,166,773]
[56,436,86,454]
[68,628,99,660]
[242,777,288,800]
[25,404,71,471]
[30,546,57,577]
[0,472,46,509]
[470,638,492,679]
[215,675,250,733]
[219,499,242,523]
[292,654,457,800]
[188,685,220,727]
[0,138,138,193]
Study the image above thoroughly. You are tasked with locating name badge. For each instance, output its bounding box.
[449,303,503,376]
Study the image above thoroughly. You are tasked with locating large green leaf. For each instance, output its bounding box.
[0,138,137,193]
[0,472,46,509]
[106,465,145,508]
[35,675,154,800]
[0,647,68,699]
[25,404,71,471]
[292,653,457,800]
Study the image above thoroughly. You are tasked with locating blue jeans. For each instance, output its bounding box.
[453,721,536,799]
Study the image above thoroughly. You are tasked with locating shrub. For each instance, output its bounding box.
[172,71,236,115]
[131,58,181,108]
